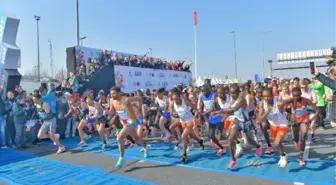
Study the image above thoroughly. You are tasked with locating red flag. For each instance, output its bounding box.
[193,10,197,26]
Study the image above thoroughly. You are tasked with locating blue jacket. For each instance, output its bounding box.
[41,89,56,114]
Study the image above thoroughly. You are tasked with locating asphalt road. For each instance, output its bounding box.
[0,127,335,185]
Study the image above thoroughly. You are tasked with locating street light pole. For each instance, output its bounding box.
[262,29,272,79]
[79,36,86,46]
[76,0,80,46]
[34,15,41,82]
[230,31,238,79]
[262,39,265,78]
[268,60,273,77]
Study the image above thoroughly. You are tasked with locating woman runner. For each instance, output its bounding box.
[170,89,204,163]
[86,96,108,149]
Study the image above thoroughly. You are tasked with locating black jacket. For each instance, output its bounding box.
[4,99,15,122]
[317,73,336,120]
[13,103,26,125]
[0,97,5,116]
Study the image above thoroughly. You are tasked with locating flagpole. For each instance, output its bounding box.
[194,24,197,80]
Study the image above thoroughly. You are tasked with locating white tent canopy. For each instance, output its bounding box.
[224,79,233,84]
[195,76,204,87]
[196,76,235,86]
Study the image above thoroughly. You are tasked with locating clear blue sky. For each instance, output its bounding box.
[1,0,335,80]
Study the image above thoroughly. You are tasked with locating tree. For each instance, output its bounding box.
[22,68,38,80]
[54,68,67,81]
[40,68,49,78]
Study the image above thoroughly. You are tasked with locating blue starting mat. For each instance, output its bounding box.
[56,138,336,185]
[0,148,157,185]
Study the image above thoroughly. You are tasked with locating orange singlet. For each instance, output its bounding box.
[112,100,137,126]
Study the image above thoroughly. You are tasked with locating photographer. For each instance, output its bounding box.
[312,60,336,128]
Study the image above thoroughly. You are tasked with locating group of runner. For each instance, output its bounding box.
[41,75,326,170]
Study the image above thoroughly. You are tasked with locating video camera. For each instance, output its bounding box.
[326,46,336,66]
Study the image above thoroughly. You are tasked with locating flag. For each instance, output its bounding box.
[193,10,197,26]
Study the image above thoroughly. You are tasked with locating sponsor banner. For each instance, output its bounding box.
[0,43,6,74]
[0,12,6,42]
[114,65,192,93]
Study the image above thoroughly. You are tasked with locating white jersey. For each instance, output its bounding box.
[301,89,313,101]
[263,99,288,127]
[88,102,97,116]
[231,97,250,123]
[156,96,167,110]
[174,100,194,123]
[218,95,231,109]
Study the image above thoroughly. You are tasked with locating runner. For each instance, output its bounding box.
[110,86,148,169]
[255,86,274,154]
[257,87,290,168]
[198,84,216,130]
[132,99,146,139]
[279,83,293,142]
[208,86,227,156]
[33,93,65,154]
[155,88,171,141]
[136,91,150,139]
[170,89,204,163]
[188,87,201,138]
[290,87,320,166]
[300,79,318,142]
[212,84,262,169]
[86,96,109,149]
[76,96,93,146]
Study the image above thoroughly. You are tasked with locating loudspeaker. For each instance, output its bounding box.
[66,47,76,75]
[41,83,47,89]
[0,13,21,96]
[1,69,21,97]
[204,79,211,86]
[0,13,21,70]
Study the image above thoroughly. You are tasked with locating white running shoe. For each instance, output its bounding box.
[187,143,194,152]
[101,143,107,149]
[54,133,60,145]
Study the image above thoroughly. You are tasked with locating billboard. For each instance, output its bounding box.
[0,12,7,42]
[73,46,192,92]
[277,48,333,64]
[114,65,192,93]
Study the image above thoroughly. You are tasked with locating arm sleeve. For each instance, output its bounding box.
[316,73,336,90]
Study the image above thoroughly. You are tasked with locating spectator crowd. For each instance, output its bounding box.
[76,49,191,79]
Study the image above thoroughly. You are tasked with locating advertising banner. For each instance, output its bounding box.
[0,12,7,42]
[0,43,6,72]
[114,65,192,93]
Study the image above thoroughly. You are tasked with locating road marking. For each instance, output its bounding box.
[296,132,313,185]
[138,160,145,163]
[303,141,311,159]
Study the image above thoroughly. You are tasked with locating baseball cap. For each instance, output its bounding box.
[64,92,72,97]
